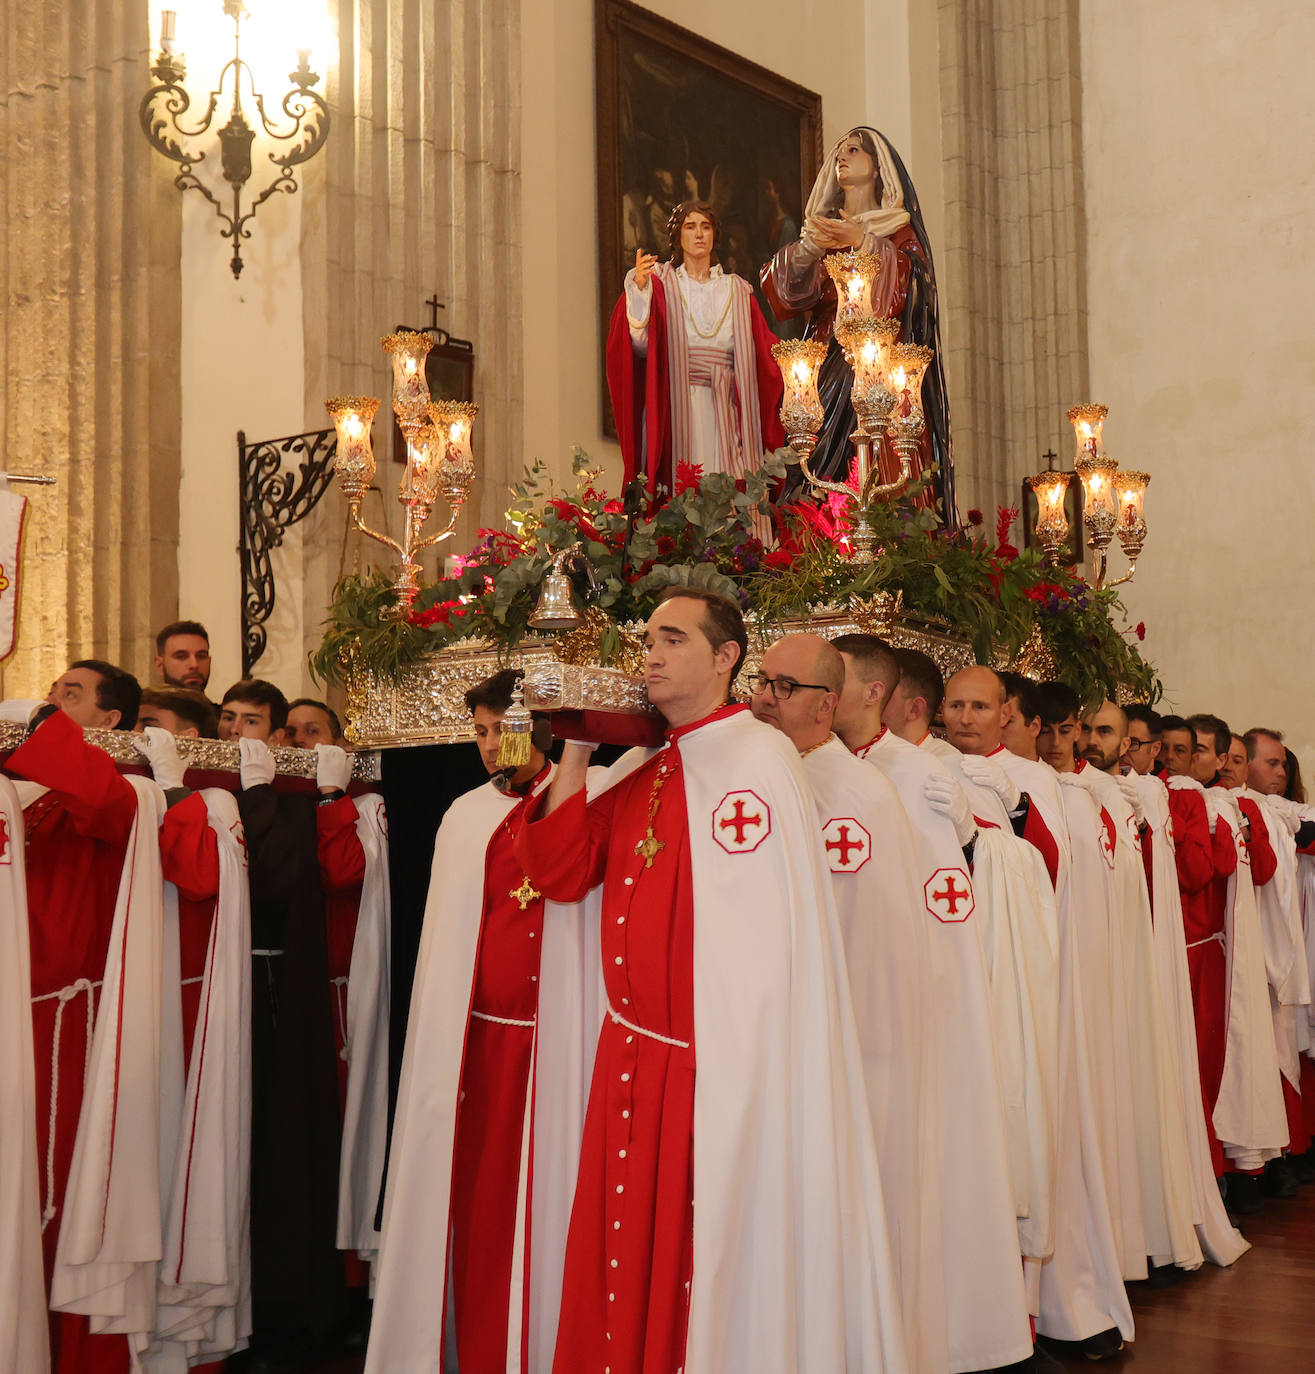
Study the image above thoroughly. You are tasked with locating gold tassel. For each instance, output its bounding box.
[496,678,534,768]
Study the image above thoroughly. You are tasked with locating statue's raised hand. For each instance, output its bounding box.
[633,249,659,290]
[806,209,865,251]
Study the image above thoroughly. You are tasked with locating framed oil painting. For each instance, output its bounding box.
[595,0,822,433]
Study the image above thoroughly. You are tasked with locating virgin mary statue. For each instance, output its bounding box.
[761,126,955,519]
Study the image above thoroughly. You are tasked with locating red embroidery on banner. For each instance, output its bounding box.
[822,817,871,873]
[712,790,772,854]
[924,867,974,923]
[0,815,10,865]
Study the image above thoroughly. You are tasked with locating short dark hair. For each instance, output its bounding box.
[155,619,209,653]
[832,634,903,703]
[139,686,218,737]
[465,669,524,716]
[1157,713,1194,745]
[667,200,722,267]
[1124,703,1161,737]
[655,587,748,685]
[1243,727,1284,762]
[1036,680,1081,727]
[999,670,1043,727]
[220,678,289,732]
[1186,713,1230,757]
[288,696,343,740]
[894,647,944,719]
[69,659,141,731]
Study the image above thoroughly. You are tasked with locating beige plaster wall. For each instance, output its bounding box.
[1081,1,1315,763]
[520,0,940,494]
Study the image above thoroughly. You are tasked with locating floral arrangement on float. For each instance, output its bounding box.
[311,446,1161,711]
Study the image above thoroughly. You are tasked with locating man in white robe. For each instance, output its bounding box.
[832,634,1033,1374]
[943,669,1132,1360]
[750,632,944,1374]
[1086,702,1247,1269]
[367,671,601,1374]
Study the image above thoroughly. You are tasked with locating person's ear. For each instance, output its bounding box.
[713,640,740,677]
[179,725,201,739]
[269,727,286,746]
[103,709,122,730]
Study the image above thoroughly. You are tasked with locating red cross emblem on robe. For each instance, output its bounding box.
[230,819,249,867]
[1165,814,1176,845]
[821,817,871,873]
[923,866,974,923]
[1098,815,1116,870]
[1237,829,1251,868]
[1124,811,1142,853]
[712,789,772,854]
[0,814,9,865]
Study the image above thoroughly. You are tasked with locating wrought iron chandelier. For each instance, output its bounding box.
[139,2,331,278]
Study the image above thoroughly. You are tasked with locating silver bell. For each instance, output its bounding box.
[528,550,582,631]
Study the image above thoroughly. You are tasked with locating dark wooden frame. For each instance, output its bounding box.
[594,0,823,434]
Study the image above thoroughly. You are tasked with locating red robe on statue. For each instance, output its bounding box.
[517,734,697,1374]
[6,710,136,1374]
[606,269,784,501]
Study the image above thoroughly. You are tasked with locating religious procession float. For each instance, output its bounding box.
[313,128,1158,747]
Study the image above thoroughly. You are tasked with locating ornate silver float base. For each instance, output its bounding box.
[345,606,976,748]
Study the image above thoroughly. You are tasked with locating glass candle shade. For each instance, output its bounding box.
[325,395,380,497]
[400,418,446,505]
[1076,457,1117,547]
[381,331,435,420]
[824,249,882,346]
[845,317,900,426]
[772,339,828,439]
[427,400,479,469]
[1113,469,1150,550]
[1030,470,1072,553]
[1067,403,1109,466]
[885,342,934,420]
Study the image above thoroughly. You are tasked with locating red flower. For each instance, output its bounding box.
[408,597,473,629]
[603,499,625,514]
[763,550,794,570]
[967,508,984,527]
[1135,621,1146,641]
[656,535,676,557]
[994,505,1020,562]
[1024,581,1071,604]
[675,461,704,494]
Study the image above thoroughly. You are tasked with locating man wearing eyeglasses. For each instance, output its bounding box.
[1122,705,1162,777]
[514,591,908,1374]
[749,632,946,1374]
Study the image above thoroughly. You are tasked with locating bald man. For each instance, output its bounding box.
[832,634,1034,1373]
[751,635,944,1372]
[943,666,1063,888]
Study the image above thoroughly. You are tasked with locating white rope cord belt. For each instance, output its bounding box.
[470,1009,536,1029]
[1186,932,1226,949]
[30,978,101,1230]
[607,1002,690,1050]
[331,975,349,1060]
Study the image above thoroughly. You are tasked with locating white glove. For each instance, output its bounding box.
[238,736,277,790]
[315,743,352,793]
[924,774,977,847]
[135,726,187,791]
[1264,796,1302,836]
[1116,772,1145,826]
[0,698,44,725]
[959,753,1022,813]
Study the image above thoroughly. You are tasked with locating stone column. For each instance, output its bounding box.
[296,0,523,672]
[0,0,181,692]
[937,0,1089,519]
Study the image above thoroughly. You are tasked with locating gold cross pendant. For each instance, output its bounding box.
[509,875,541,910]
[634,828,665,869]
